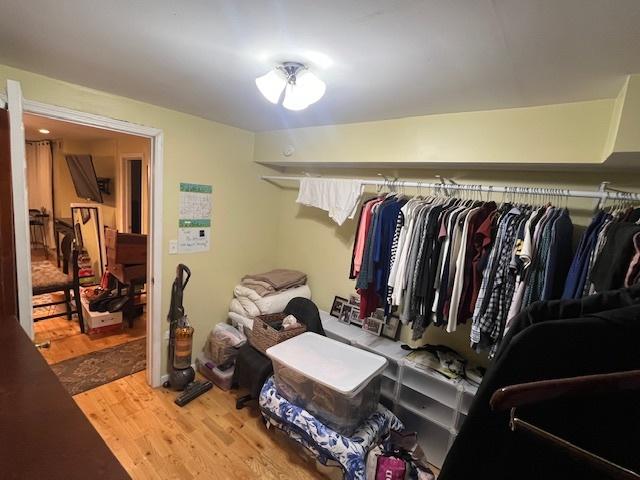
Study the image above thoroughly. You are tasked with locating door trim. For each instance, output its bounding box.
[6,84,165,388]
[7,81,33,338]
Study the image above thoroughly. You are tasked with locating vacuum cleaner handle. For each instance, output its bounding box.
[177,263,191,290]
[168,264,191,323]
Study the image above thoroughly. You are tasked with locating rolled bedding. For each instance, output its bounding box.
[228,311,255,334]
[230,284,312,318]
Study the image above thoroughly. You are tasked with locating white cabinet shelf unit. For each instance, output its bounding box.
[320,311,478,469]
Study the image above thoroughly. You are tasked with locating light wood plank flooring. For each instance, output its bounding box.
[75,371,334,480]
[34,313,146,364]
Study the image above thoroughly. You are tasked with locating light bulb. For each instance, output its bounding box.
[255,69,286,104]
[282,71,326,111]
[282,83,311,111]
[295,70,326,105]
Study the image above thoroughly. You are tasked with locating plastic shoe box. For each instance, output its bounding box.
[195,354,234,390]
[267,332,388,436]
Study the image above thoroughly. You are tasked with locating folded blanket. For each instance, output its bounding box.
[240,278,276,297]
[230,284,312,318]
[242,269,307,291]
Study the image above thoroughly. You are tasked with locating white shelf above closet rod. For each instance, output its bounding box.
[261,175,640,201]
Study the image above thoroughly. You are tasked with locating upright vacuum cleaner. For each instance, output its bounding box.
[163,264,213,406]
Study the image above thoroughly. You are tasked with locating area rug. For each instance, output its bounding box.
[51,338,146,396]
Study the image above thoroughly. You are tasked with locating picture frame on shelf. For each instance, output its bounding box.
[330,296,348,318]
[349,306,363,326]
[349,294,360,306]
[382,315,401,340]
[338,303,353,325]
[363,316,384,336]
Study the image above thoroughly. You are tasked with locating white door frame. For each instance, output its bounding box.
[5,80,165,387]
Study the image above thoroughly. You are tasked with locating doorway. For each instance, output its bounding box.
[5,79,164,388]
[122,155,145,234]
[23,116,151,394]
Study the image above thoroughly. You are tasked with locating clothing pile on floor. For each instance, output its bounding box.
[228,269,311,332]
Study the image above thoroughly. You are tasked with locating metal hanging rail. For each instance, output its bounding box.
[260,175,640,201]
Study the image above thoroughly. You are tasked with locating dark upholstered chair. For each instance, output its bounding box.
[233,297,324,409]
[31,233,84,332]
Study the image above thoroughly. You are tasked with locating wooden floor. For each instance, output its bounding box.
[75,371,334,480]
[34,313,147,364]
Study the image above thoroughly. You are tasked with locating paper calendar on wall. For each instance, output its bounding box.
[178,183,212,253]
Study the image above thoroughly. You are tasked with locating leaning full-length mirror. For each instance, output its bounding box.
[71,203,106,285]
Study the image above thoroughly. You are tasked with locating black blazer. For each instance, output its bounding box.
[439,293,640,480]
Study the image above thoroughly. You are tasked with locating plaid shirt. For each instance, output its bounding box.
[471,208,522,350]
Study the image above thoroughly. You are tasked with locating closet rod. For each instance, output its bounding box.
[261,175,640,201]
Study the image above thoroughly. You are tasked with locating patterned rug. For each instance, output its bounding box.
[51,338,146,396]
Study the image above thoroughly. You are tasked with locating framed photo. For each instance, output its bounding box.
[330,296,348,318]
[338,303,353,324]
[349,307,363,326]
[382,315,401,340]
[349,293,360,306]
[362,316,384,336]
[373,307,385,320]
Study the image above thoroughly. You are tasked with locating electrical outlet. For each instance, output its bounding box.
[169,239,178,254]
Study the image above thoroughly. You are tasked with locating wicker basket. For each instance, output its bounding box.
[249,313,306,354]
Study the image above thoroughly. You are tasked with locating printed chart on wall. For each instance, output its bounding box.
[178,182,212,253]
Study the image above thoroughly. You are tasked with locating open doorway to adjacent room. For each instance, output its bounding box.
[24,113,152,395]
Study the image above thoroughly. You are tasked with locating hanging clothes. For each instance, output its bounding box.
[350,186,640,358]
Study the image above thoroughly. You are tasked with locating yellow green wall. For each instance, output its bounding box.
[0,64,281,375]
[8,62,639,373]
[255,99,615,167]
[255,94,639,366]
[270,167,640,367]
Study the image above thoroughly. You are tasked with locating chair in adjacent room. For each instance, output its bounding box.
[31,233,84,332]
[29,208,49,258]
[233,297,325,409]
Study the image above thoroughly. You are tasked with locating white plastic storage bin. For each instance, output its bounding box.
[267,332,388,436]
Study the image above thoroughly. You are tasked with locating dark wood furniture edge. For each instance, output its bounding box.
[490,369,640,412]
[0,318,130,479]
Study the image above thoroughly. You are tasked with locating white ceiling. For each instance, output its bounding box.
[24,113,142,142]
[2,1,640,132]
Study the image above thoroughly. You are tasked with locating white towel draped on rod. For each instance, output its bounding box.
[261,175,640,201]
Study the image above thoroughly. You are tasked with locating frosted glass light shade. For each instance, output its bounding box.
[255,69,286,104]
[256,66,326,110]
[282,83,310,111]
[294,70,326,105]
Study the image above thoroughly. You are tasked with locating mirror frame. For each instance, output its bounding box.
[70,203,107,280]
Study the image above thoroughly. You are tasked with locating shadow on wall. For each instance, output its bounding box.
[294,202,357,247]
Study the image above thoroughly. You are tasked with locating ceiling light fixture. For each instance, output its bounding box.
[38,128,50,134]
[255,62,326,111]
